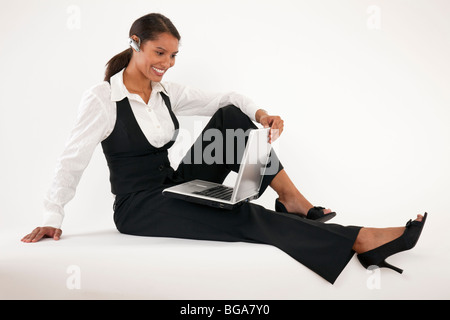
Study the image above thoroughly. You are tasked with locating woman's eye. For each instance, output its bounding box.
[156,51,164,56]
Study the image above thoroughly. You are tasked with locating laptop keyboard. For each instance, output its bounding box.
[193,185,234,201]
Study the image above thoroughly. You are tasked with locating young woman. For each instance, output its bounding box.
[21,13,427,284]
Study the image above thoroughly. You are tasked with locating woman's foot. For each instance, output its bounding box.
[269,169,336,221]
[276,196,333,218]
[354,213,427,274]
[353,214,425,254]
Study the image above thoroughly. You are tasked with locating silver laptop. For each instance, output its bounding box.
[162,128,271,209]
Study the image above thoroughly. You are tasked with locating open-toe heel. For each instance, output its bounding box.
[275,199,336,222]
[357,212,428,273]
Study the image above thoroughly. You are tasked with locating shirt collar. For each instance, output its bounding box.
[109,68,168,102]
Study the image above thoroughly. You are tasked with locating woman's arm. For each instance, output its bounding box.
[167,82,260,120]
[166,82,284,141]
[22,89,110,242]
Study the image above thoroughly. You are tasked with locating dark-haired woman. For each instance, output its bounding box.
[22,13,428,284]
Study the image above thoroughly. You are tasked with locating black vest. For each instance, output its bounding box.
[101,93,180,195]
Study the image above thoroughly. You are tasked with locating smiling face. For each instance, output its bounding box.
[131,32,179,82]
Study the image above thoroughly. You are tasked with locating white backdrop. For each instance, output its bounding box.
[1,0,449,299]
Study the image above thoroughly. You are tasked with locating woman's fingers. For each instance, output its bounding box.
[21,227,62,243]
[53,228,62,240]
[263,116,284,143]
[271,119,283,142]
[21,227,39,242]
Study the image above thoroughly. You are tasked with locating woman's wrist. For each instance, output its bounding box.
[255,109,269,123]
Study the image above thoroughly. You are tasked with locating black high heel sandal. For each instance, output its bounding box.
[275,198,337,222]
[357,212,428,274]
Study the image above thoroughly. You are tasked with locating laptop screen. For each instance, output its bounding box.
[232,128,271,202]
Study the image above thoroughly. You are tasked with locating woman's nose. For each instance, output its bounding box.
[162,56,175,69]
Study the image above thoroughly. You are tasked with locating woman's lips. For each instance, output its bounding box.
[152,66,166,76]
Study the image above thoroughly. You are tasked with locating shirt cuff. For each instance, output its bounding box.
[245,102,261,122]
[42,211,64,229]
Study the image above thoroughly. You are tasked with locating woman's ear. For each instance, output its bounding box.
[129,35,141,52]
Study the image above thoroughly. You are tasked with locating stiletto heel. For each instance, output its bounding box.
[357,212,428,273]
[357,256,404,274]
[379,261,403,274]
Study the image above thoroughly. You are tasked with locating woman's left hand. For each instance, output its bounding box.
[258,113,284,143]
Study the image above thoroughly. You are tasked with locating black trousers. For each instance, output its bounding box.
[113,106,362,284]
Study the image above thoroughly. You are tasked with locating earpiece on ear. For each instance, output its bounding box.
[128,37,141,52]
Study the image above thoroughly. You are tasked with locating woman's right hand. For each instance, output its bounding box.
[21,227,62,243]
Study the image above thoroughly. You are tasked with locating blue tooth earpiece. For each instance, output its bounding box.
[128,37,141,52]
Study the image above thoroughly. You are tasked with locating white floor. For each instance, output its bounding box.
[1,216,448,300]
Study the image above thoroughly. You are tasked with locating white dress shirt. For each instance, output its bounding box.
[42,69,261,228]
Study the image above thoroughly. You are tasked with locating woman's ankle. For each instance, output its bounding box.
[353,228,371,254]
[353,227,406,254]
[278,193,312,216]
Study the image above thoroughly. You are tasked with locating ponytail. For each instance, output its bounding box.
[103,13,181,82]
[104,48,133,82]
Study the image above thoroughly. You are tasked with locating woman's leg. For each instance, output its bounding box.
[269,169,334,217]
[116,185,362,284]
[175,105,334,219]
[174,105,328,215]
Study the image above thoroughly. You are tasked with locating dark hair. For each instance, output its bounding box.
[104,13,181,82]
